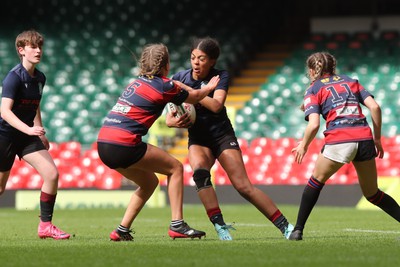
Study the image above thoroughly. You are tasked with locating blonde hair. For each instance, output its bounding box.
[138,43,169,76]
[300,52,337,111]
[306,52,336,82]
[15,30,44,61]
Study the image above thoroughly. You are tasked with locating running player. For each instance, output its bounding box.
[166,37,293,240]
[289,51,400,240]
[97,43,220,241]
[0,30,70,239]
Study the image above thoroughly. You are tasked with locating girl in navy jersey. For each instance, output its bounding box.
[166,37,293,240]
[97,43,219,241]
[0,30,70,239]
[289,52,400,241]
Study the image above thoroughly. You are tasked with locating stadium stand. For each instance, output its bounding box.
[1,1,400,189]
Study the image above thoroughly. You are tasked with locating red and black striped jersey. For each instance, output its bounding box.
[303,74,373,144]
[97,75,188,146]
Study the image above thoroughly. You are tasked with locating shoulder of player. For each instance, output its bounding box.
[211,68,228,78]
[171,69,191,81]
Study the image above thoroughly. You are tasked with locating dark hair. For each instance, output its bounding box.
[191,37,220,60]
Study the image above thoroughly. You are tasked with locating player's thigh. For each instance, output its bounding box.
[188,145,215,170]
[352,159,378,196]
[23,150,58,178]
[218,149,249,186]
[117,166,159,190]
[312,153,344,182]
[134,143,183,176]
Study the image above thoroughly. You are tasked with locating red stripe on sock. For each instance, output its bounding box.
[270,210,282,222]
[40,191,56,203]
[207,207,221,218]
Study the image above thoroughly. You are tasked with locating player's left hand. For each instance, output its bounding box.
[166,112,192,128]
[39,134,50,150]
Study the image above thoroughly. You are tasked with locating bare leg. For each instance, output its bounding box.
[353,159,400,222]
[116,167,159,227]
[127,144,184,221]
[218,149,278,218]
[0,171,10,195]
[23,150,59,195]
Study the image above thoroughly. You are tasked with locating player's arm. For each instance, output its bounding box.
[364,95,384,158]
[34,106,50,149]
[174,75,220,104]
[0,97,46,136]
[198,89,226,113]
[292,113,320,164]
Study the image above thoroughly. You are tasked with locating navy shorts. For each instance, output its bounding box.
[188,131,240,158]
[97,142,147,169]
[0,135,46,171]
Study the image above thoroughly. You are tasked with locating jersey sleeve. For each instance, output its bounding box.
[357,82,373,105]
[215,70,229,91]
[163,79,189,105]
[1,72,20,99]
[303,86,320,121]
[169,88,189,105]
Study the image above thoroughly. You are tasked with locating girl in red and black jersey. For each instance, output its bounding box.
[289,52,400,241]
[97,43,219,241]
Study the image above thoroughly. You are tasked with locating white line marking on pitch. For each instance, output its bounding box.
[344,228,400,234]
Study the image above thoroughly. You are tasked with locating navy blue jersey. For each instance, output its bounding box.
[98,75,189,146]
[0,64,45,139]
[172,68,233,141]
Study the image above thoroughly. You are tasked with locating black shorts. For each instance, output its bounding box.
[97,142,147,169]
[321,139,376,162]
[188,132,240,158]
[0,135,46,171]
[352,140,377,162]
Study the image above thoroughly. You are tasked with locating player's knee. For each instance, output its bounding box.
[235,183,254,200]
[172,161,184,176]
[193,168,212,191]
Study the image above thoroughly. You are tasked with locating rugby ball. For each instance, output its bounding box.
[166,102,196,125]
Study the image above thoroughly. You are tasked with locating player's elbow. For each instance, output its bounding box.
[369,103,381,115]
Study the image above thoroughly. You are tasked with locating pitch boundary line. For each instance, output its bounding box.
[344,228,400,234]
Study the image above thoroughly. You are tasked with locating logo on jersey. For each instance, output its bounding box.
[111,103,130,114]
[336,106,359,116]
[304,97,311,106]
[230,141,237,146]
[38,83,43,95]
[200,81,208,88]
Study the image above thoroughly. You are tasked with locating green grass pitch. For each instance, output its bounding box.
[0,204,399,267]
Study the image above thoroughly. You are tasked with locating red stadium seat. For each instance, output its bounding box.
[237,137,249,153]
[26,173,43,189]
[95,170,122,189]
[6,174,28,190]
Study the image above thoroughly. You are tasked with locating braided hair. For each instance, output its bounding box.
[138,43,169,76]
[306,52,337,82]
[300,52,337,111]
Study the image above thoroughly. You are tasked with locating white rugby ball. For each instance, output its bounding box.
[166,102,196,125]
